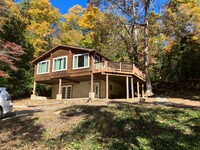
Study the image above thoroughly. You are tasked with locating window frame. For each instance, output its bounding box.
[73,53,90,70]
[37,60,50,75]
[52,56,68,72]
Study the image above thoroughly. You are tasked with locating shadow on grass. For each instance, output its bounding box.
[149,101,200,109]
[0,109,45,148]
[153,93,200,101]
[47,103,200,149]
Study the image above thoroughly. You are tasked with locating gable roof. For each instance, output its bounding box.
[32,45,109,63]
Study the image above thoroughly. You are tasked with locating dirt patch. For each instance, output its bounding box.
[0,98,199,149]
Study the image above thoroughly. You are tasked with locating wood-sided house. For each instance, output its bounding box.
[31,45,146,100]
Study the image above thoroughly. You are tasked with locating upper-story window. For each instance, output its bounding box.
[95,55,100,62]
[37,60,50,74]
[53,56,67,72]
[73,53,89,69]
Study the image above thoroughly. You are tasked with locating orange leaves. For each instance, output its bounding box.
[28,0,61,23]
[78,5,102,30]
[64,5,84,23]
[26,0,62,57]
[60,30,84,47]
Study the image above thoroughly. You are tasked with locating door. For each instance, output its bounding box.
[62,85,72,99]
[93,83,99,98]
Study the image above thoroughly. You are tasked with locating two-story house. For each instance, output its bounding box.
[31,45,145,100]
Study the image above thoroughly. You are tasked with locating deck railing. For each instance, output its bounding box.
[94,61,145,80]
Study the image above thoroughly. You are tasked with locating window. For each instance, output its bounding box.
[95,55,100,62]
[53,56,67,72]
[73,53,89,69]
[37,60,50,74]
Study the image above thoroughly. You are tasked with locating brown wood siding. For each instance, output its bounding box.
[51,48,69,78]
[34,48,94,81]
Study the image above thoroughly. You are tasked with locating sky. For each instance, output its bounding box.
[15,0,166,15]
[50,0,167,15]
[49,0,87,14]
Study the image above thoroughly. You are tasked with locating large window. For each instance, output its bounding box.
[73,53,89,69]
[53,56,67,72]
[37,60,50,74]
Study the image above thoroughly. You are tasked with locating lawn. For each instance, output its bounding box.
[0,99,199,150]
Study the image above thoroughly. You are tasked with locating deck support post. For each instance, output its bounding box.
[137,81,140,101]
[142,83,145,98]
[131,77,134,99]
[30,81,37,100]
[126,76,129,100]
[89,72,95,99]
[56,78,62,100]
[33,81,36,95]
[106,73,109,99]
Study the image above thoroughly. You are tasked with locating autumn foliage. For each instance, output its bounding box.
[0,42,23,77]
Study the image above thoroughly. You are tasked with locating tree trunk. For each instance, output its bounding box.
[144,0,153,96]
[131,43,138,65]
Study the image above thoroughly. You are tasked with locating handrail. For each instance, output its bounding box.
[94,61,145,80]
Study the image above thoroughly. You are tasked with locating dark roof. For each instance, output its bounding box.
[32,45,109,63]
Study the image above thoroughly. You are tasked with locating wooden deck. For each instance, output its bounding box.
[94,61,145,81]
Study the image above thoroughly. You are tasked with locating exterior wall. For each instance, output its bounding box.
[35,48,102,81]
[100,80,125,99]
[51,84,59,99]
[72,81,90,98]
[51,79,125,99]
[51,81,90,99]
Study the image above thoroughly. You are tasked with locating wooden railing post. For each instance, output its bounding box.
[120,62,122,72]
[104,61,108,70]
[132,64,135,74]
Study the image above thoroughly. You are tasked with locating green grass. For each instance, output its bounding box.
[45,103,200,150]
[1,102,199,149]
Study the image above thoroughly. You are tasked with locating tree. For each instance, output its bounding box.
[87,0,154,95]
[26,0,61,57]
[60,5,84,46]
[63,4,84,30]
[160,0,200,82]
[88,0,143,64]
[0,0,24,77]
[0,42,23,77]
[143,0,153,95]
[0,0,36,98]
[78,4,107,49]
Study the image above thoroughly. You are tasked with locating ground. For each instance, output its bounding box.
[0,97,200,149]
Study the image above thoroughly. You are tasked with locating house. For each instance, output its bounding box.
[31,45,146,100]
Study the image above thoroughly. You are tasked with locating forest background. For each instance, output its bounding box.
[0,0,199,99]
